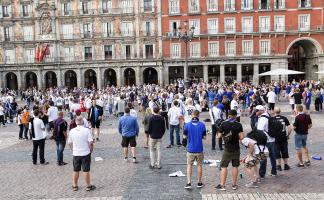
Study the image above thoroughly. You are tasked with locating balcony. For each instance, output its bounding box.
[224,4,235,12]
[299,0,311,9]
[100,7,134,15]
[259,1,271,10]
[141,5,154,13]
[188,6,200,14]
[58,10,78,17]
[169,7,180,15]
[142,31,155,37]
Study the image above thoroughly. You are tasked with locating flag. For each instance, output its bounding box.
[35,44,40,62]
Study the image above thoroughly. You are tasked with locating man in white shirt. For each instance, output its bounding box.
[47,101,58,137]
[267,88,277,113]
[68,116,95,191]
[230,94,241,122]
[209,100,223,150]
[166,100,182,148]
[30,109,48,165]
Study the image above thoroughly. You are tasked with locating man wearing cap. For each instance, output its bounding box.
[255,105,277,178]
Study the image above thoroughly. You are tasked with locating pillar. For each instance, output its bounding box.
[203,65,208,83]
[0,72,3,89]
[97,68,102,89]
[165,66,169,85]
[56,69,62,88]
[220,64,225,83]
[17,71,22,90]
[158,66,163,85]
[117,67,122,86]
[236,64,242,83]
[77,68,82,88]
[253,63,259,85]
[37,70,42,89]
[135,66,141,85]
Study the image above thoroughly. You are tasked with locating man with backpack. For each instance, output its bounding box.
[159,93,169,131]
[53,111,68,166]
[255,105,277,178]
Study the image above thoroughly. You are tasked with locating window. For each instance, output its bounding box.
[62,2,71,15]
[80,1,91,15]
[22,4,31,17]
[242,17,253,33]
[121,21,133,36]
[259,0,270,10]
[143,21,153,36]
[189,19,200,35]
[84,47,92,60]
[169,20,180,36]
[274,16,285,32]
[23,26,33,41]
[224,18,236,33]
[1,5,11,17]
[64,47,74,61]
[242,40,253,56]
[102,22,113,37]
[125,45,132,59]
[171,43,181,58]
[208,42,219,57]
[4,49,15,64]
[274,0,285,9]
[24,48,35,63]
[169,0,180,14]
[102,0,112,13]
[82,23,93,38]
[241,0,253,10]
[259,16,270,33]
[299,14,310,31]
[4,27,12,41]
[143,0,153,12]
[208,18,218,34]
[225,41,235,56]
[224,0,235,11]
[299,0,311,8]
[104,45,113,60]
[121,0,132,13]
[145,44,154,58]
[188,0,199,13]
[207,0,218,12]
[260,40,270,55]
[62,24,73,39]
[190,42,200,58]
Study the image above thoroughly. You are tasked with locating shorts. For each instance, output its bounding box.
[91,120,100,128]
[48,121,54,130]
[187,152,204,165]
[73,153,91,172]
[268,103,275,111]
[295,134,308,150]
[121,136,137,147]
[275,141,289,159]
[220,150,240,168]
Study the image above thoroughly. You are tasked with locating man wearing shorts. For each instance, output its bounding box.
[216,110,244,191]
[294,105,312,167]
[88,99,103,141]
[118,107,139,163]
[68,116,95,191]
[183,110,206,189]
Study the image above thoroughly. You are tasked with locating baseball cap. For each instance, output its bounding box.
[75,109,81,115]
[255,105,265,111]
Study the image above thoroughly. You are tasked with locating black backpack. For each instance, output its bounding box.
[247,128,268,146]
[161,99,167,112]
[261,115,284,139]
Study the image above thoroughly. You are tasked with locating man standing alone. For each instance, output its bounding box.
[53,111,68,166]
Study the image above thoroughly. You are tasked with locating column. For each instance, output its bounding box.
[37,70,42,89]
[97,68,102,89]
[135,67,141,85]
[165,66,169,85]
[253,63,259,85]
[77,68,82,88]
[117,67,122,86]
[203,65,208,83]
[236,64,242,83]
[220,64,225,83]
[0,72,3,89]
[56,69,62,88]
[158,67,163,85]
[318,57,324,80]
[183,65,188,81]
[17,71,22,90]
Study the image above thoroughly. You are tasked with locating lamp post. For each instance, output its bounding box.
[178,20,195,83]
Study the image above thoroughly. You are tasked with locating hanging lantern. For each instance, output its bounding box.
[212,67,215,73]
[89,71,93,77]
[245,66,249,72]
[109,70,112,76]
[128,70,131,76]
[229,67,232,73]
[263,65,266,71]
[29,73,33,79]
[148,69,151,75]
[69,71,73,78]
[10,73,14,80]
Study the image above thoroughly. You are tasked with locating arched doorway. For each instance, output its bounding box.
[104,68,117,86]
[84,69,97,88]
[287,38,322,82]
[143,67,158,84]
[124,68,136,86]
[45,71,57,88]
[65,70,77,89]
[6,72,18,90]
[25,72,37,89]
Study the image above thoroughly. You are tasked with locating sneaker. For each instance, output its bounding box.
[149,165,154,169]
[304,160,311,166]
[269,173,277,177]
[276,165,282,171]
[256,178,262,184]
[245,182,259,188]
[284,164,291,170]
[215,184,226,191]
[197,182,204,188]
[132,157,137,163]
[296,163,305,167]
[156,166,162,169]
[184,183,192,189]
[232,185,238,190]
[124,157,128,162]
[40,161,49,165]
[166,145,172,148]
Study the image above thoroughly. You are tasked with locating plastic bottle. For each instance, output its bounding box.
[312,156,322,160]
[239,173,243,179]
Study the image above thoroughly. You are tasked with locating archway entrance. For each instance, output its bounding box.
[287,39,320,81]
[169,66,184,84]
[65,70,77,89]
[84,69,97,88]
[6,72,18,90]
[45,71,57,88]
[208,65,220,83]
[25,72,37,89]
[104,68,117,86]
[124,68,136,86]
[143,67,158,84]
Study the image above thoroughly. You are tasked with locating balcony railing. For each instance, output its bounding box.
[259,2,271,10]
[169,7,180,15]
[188,6,200,14]
[141,6,154,12]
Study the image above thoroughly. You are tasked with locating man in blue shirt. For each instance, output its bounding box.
[118,107,139,163]
[183,110,206,189]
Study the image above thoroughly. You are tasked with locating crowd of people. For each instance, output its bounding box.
[0,78,320,191]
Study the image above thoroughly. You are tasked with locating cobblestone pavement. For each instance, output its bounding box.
[0,102,324,200]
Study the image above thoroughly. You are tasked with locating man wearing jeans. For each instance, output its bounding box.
[53,111,68,166]
[166,100,182,148]
[148,106,166,169]
[255,105,277,178]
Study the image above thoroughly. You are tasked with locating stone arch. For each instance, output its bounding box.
[143,67,158,84]
[84,69,97,88]
[124,68,136,86]
[25,71,38,89]
[286,37,323,55]
[64,70,77,89]
[103,68,117,86]
[44,71,57,88]
[5,72,18,90]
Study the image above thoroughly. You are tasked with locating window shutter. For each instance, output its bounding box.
[88,2,92,13]
[9,27,13,39]
[0,26,3,41]
[89,22,93,36]
[0,5,3,17]
[79,2,83,14]
[8,5,11,17]
[151,21,154,35]
[102,22,107,37]
[80,23,84,37]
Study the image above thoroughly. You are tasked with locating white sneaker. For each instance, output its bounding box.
[245,182,259,188]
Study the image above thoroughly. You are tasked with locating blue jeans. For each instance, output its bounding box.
[169,124,180,145]
[56,140,66,164]
[259,142,277,177]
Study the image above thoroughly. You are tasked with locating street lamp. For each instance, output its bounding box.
[178,20,195,82]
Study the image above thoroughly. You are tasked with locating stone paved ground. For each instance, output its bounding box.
[0,101,324,200]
